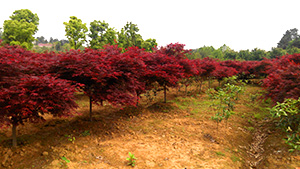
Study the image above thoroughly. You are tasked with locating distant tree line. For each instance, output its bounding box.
[1,9,157,53]
[63,16,157,51]
[188,28,300,61]
[33,36,71,53]
[1,9,300,59]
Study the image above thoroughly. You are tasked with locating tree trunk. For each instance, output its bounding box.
[209,77,212,88]
[12,122,17,147]
[163,85,167,103]
[89,96,93,122]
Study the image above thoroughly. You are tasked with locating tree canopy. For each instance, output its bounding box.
[10,9,39,32]
[88,20,117,49]
[63,16,88,50]
[2,9,39,49]
[277,28,299,49]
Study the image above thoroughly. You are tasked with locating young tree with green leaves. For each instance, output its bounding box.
[64,16,88,49]
[2,9,39,49]
[117,22,144,49]
[124,22,141,47]
[88,20,117,49]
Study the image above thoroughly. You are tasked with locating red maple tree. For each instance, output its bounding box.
[0,45,78,147]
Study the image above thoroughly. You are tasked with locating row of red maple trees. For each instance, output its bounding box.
[1,42,299,146]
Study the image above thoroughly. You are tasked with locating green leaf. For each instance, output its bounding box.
[61,156,70,163]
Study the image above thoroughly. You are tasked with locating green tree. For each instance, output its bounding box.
[212,48,224,60]
[224,50,239,60]
[117,28,127,49]
[64,16,88,49]
[287,38,300,49]
[52,38,59,43]
[218,45,238,60]
[88,20,117,49]
[124,22,141,47]
[53,41,62,51]
[36,36,48,44]
[238,49,251,60]
[2,9,39,49]
[62,42,71,51]
[250,48,268,60]
[3,20,36,49]
[186,49,201,59]
[286,46,300,54]
[198,46,215,58]
[268,47,287,59]
[141,38,157,52]
[118,22,143,49]
[104,27,117,45]
[277,28,299,49]
[10,9,39,30]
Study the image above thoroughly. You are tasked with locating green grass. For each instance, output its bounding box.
[245,126,255,131]
[215,151,225,156]
[171,95,215,120]
[230,155,240,162]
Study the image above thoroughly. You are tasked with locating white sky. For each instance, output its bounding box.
[1,0,300,51]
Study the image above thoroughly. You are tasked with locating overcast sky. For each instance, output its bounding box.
[1,0,300,51]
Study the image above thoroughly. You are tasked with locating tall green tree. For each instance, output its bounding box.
[10,9,39,31]
[105,28,117,45]
[117,28,127,49]
[2,9,39,49]
[287,38,300,49]
[277,28,299,49]
[118,22,143,49]
[88,20,117,49]
[124,22,141,47]
[64,16,88,49]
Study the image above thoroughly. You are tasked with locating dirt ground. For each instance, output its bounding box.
[1,84,300,169]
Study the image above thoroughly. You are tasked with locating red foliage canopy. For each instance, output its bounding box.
[263,53,300,103]
[0,46,78,127]
[212,63,238,81]
[51,45,147,107]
